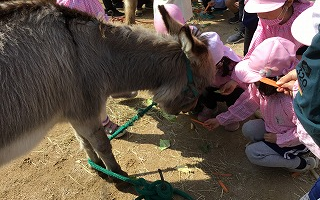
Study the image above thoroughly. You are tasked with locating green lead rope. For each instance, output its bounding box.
[88,159,194,200]
[90,102,194,199]
[108,102,157,140]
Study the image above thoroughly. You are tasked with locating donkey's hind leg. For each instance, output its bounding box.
[74,133,104,167]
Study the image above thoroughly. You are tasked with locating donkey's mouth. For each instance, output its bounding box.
[181,98,198,113]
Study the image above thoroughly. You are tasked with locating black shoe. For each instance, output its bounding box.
[106,9,124,17]
[226,31,245,44]
[145,2,153,9]
[113,2,124,9]
[135,9,143,17]
[228,15,239,24]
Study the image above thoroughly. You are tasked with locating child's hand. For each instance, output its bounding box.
[220,80,238,95]
[264,133,277,143]
[208,0,215,7]
[203,118,220,131]
[276,69,297,96]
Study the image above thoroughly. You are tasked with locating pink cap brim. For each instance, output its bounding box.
[235,60,262,83]
[223,46,241,62]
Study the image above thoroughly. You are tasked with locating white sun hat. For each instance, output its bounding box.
[291,0,320,46]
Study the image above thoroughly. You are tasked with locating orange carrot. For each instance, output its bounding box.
[218,180,229,193]
[204,4,211,13]
[191,118,206,126]
[212,172,232,177]
[260,77,278,88]
[291,172,301,178]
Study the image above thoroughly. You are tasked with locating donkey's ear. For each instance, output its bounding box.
[178,26,208,56]
[158,5,183,35]
[178,26,193,52]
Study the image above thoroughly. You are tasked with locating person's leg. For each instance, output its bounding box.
[245,141,303,169]
[244,26,254,56]
[199,0,215,19]
[136,0,144,17]
[201,87,242,130]
[199,87,219,110]
[102,0,113,10]
[242,119,265,142]
[226,0,244,43]
[112,0,124,8]
[225,0,239,24]
[197,87,219,122]
[102,0,124,16]
[202,0,209,8]
[308,177,320,200]
[137,0,144,8]
[226,24,244,44]
[238,0,243,20]
[242,12,258,55]
[224,87,244,107]
[145,0,153,9]
[243,120,317,170]
[243,12,258,56]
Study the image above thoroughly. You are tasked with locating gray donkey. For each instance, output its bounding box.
[0,0,215,182]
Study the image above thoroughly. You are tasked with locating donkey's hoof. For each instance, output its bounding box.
[114,179,132,192]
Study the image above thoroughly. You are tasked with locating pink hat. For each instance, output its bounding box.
[154,4,185,34]
[235,37,297,83]
[201,32,241,65]
[244,0,285,13]
[291,0,319,46]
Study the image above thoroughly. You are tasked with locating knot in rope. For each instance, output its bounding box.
[134,178,173,200]
[88,159,194,200]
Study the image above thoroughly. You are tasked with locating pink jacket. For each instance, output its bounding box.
[216,84,301,148]
[57,0,108,23]
[243,1,312,60]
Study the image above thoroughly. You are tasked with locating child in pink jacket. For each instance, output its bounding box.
[204,37,317,172]
[56,0,109,23]
[153,4,245,131]
[195,32,245,132]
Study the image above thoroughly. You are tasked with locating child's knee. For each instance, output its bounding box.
[245,143,261,164]
[242,120,256,138]
[242,119,265,140]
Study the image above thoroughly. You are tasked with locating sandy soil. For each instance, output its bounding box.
[0,4,318,200]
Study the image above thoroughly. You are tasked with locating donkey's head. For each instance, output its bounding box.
[153,5,215,115]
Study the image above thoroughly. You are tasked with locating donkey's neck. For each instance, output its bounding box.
[76,24,189,96]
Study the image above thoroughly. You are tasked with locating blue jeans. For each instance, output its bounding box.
[309,177,320,200]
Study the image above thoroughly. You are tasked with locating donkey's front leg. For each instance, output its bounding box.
[71,121,127,177]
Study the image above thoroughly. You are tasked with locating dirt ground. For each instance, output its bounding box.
[0,4,319,200]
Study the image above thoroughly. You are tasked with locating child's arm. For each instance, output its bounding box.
[219,80,238,95]
[216,84,259,126]
[208,1,215,7]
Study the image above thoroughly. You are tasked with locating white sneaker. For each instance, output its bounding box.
[299,192,310,200]
[254,109,263,119]
[290,157,317,173]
